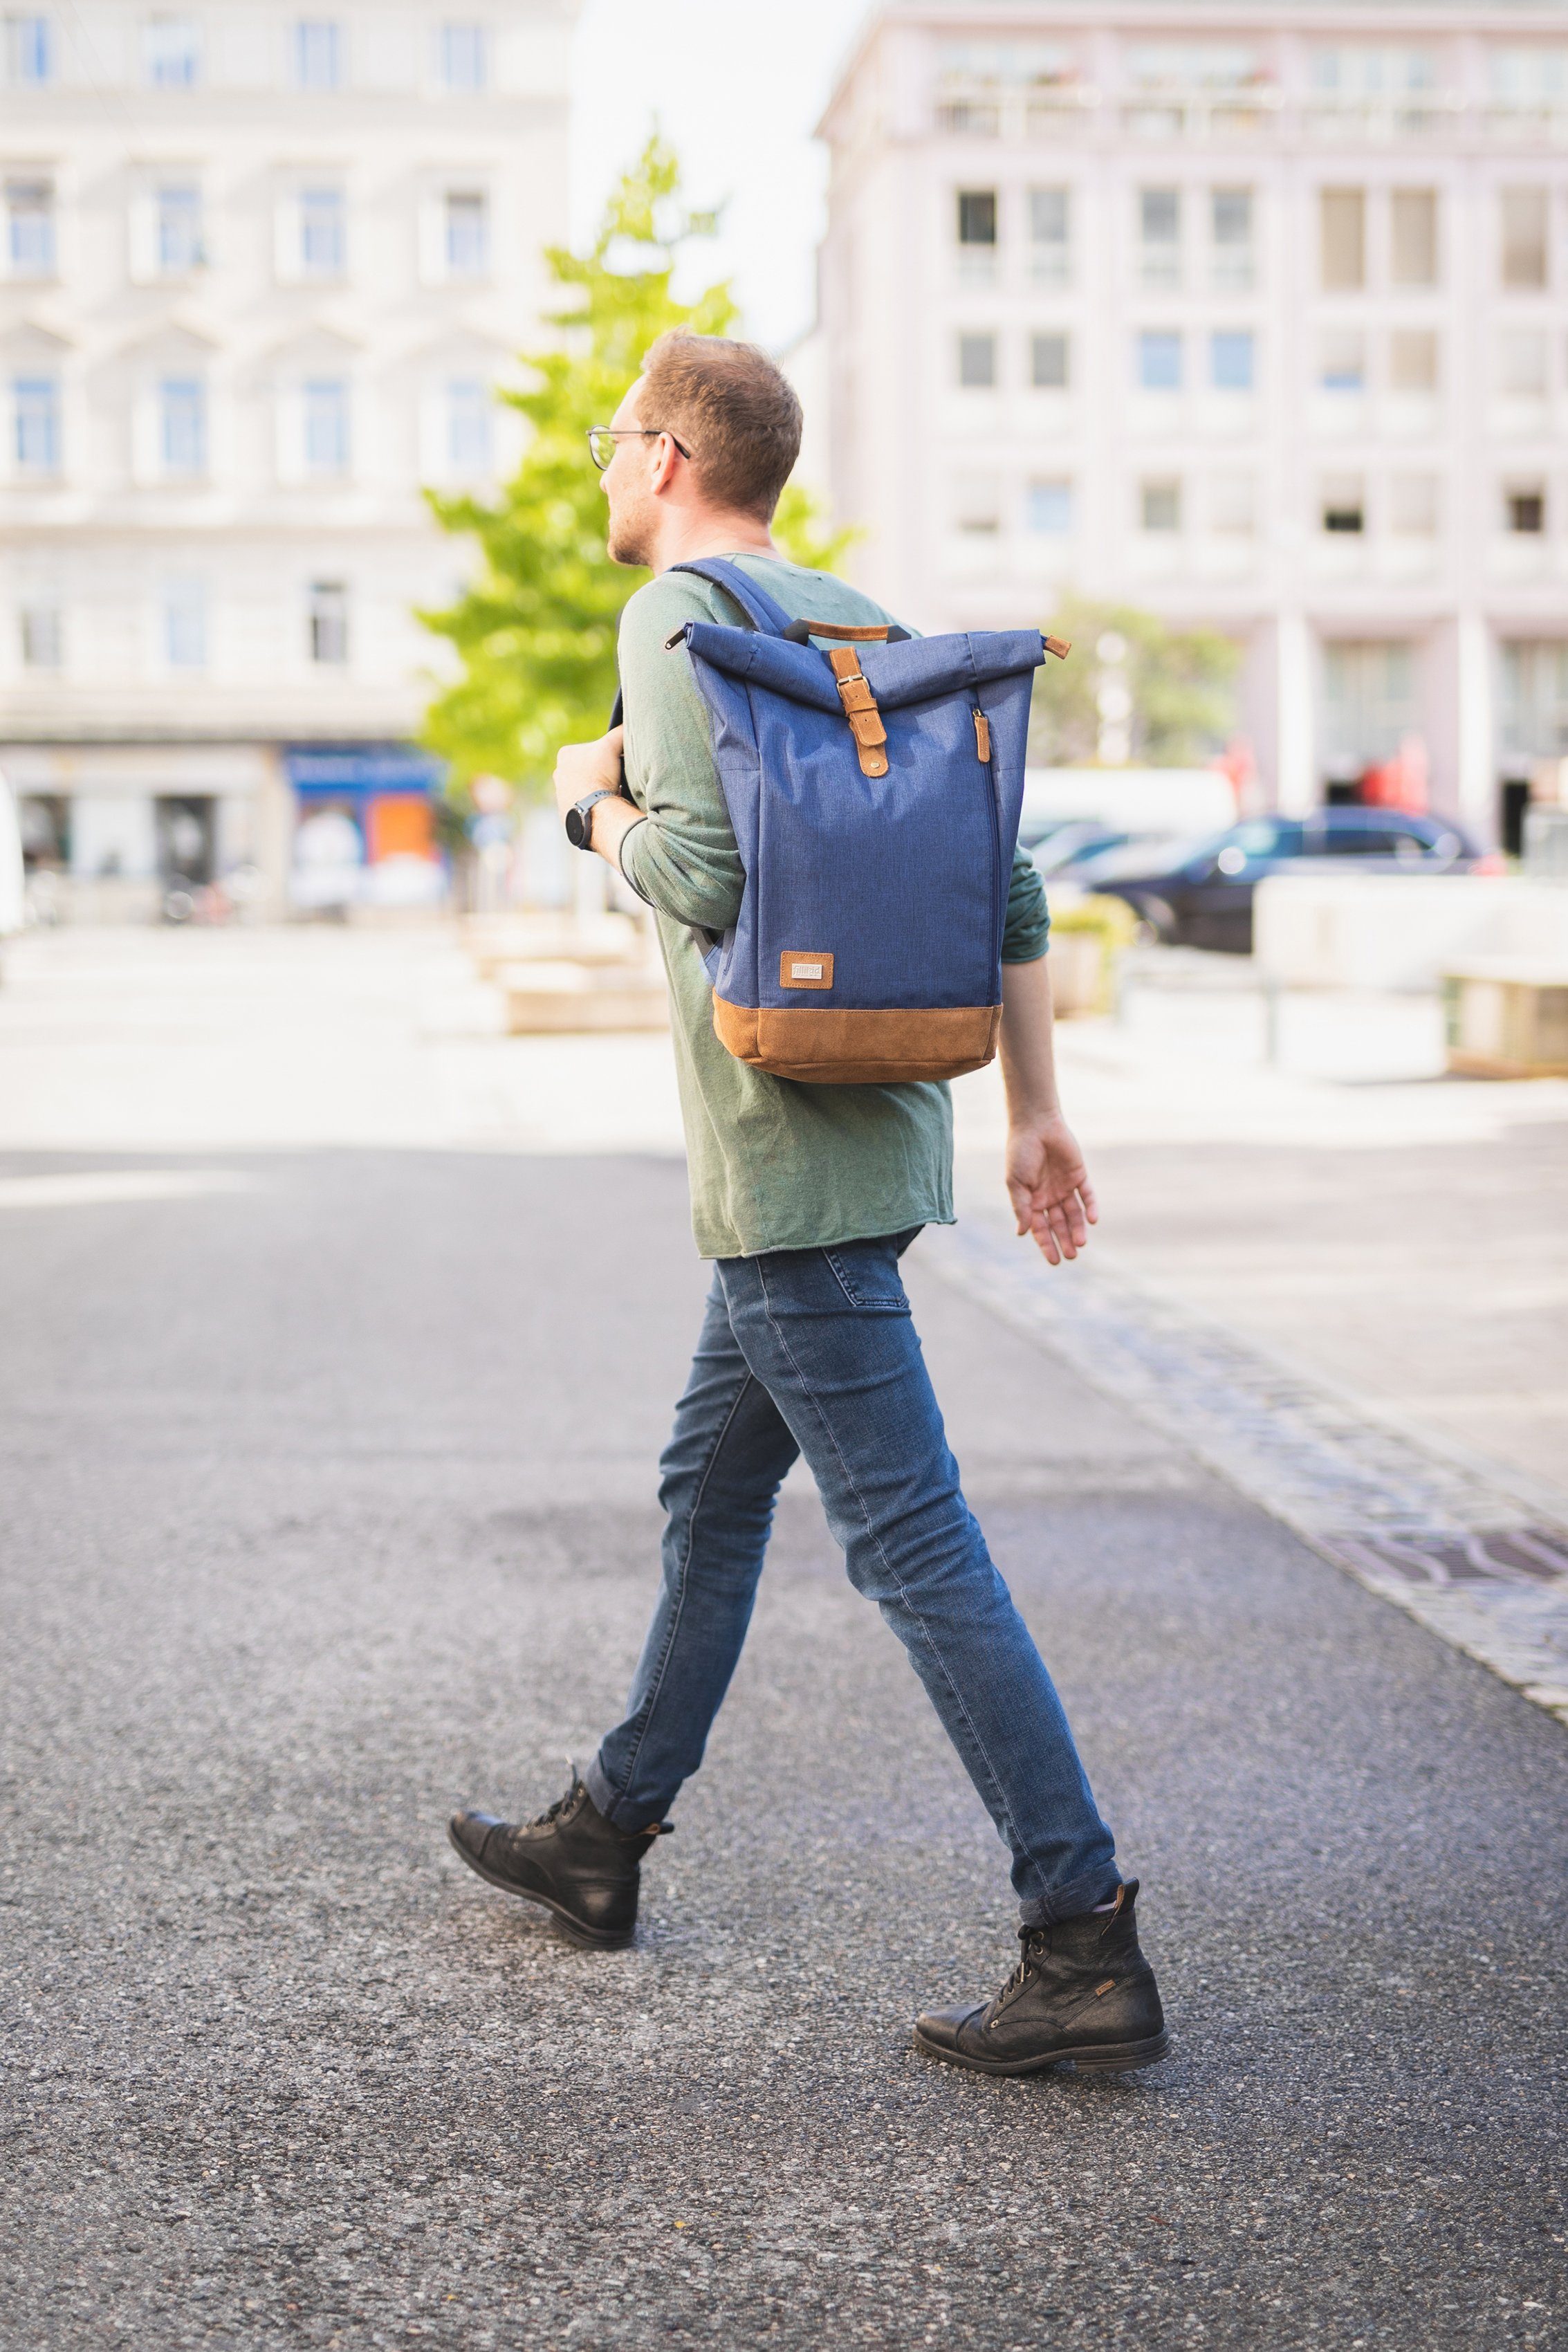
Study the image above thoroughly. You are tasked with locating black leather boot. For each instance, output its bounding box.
[914,1880,1169,2075]
[448,1773,670,1949]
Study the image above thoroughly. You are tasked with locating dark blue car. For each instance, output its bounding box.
[1072,807,1482,953]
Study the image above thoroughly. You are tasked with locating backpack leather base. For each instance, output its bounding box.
[712,995,1001,1086]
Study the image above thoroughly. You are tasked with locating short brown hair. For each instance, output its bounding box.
[640,331,802,522]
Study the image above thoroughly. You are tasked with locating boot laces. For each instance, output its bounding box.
[995,1926,1047,2008]
[526,1777,582,1832]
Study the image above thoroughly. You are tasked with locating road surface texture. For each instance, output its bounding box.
[2,1144,1564,2351]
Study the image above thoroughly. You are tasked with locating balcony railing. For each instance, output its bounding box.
[930,80,1567,147]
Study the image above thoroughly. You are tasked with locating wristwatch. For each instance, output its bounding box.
[564,789,617,851]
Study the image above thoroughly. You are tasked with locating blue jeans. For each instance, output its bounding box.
[585,1231,1120,1926]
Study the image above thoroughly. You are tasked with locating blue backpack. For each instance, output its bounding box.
[655,556,1066,1087]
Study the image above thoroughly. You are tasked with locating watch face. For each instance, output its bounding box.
[565,802,589,849]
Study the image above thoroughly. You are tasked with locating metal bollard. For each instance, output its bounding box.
[1262,973,1282,1067]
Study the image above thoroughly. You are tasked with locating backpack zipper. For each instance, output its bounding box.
[973,702,1002,972]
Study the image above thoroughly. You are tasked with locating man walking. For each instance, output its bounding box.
[449,333,1168,2076]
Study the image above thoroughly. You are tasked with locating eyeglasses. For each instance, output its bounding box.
[587,425,694,471]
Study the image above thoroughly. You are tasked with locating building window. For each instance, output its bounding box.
[1500,188,1549,289]
[1499,330,1549,398]
[1492,48,1568,108]
[446,376,490,474]
[1210,329,1253,392]
[294,18,341,89]
[1320,187,1365,291]
[163,577,206,668]
[19,600,62,667]
[13,375,60,473]
[1323,643,1416,775]
[957,189,997,248]
[156,183,203,273]
[1390,329,1437,393]
[1025,479,1072,534]
[1390,475,1438,537]
[1320,330,1365,392]
[144,15,200,87]
[5,14,53,84]
[303,378,350,475]
[1210,187,1253,288]
[1506,486,1546,535]
[1137,330,1181,391]
[1208,474,1255,535]
[159,376,205,475]
[1028,187,1069,284]
[953,474,1000,535]
[1390,189,1437,287]
[958,332,996,388]
[1138,187,1180,287]
[440,21,488,91]
[443,190,488,277]
[299,184,345,276]
[308,580,349,664]
[1500,640,1568,763]
[1029,331,1068,389]
[6,176,54,275]
[1321,477,1365,534]
[1141,479,1181,532]
[1311,46,1437,102]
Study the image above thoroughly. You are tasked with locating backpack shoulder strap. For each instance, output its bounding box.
[667,555,792,638]
[605,645,720,978]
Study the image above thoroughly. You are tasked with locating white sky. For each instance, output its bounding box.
[569,0,873,352]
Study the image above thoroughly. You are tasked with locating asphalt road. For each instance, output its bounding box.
[2,1148,1564,2350]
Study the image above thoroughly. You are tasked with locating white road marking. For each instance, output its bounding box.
[0,1170,257,1210]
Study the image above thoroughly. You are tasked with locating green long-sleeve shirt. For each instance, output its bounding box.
[616,553,1049,1259]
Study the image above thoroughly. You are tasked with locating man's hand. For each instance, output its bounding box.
[552,724,626,825]
[1005,1111,1098,1266]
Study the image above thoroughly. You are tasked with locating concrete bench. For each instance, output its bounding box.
[1444,961,1568,1078]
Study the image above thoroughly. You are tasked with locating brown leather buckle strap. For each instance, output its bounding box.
[786,621,892,642]
[827,645,889,778]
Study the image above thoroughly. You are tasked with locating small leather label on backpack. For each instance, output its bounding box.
[780,950,834,991]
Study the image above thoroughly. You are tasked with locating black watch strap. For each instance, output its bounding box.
[565,789,616,851]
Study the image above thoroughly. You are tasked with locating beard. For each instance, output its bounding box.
[606,494,656,569]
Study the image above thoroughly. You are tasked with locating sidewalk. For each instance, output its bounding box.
[6,924,1562,1498]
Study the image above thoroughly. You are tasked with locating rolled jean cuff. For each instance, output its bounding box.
[1019,1865,1123,1930]
[583,1749,664,1835]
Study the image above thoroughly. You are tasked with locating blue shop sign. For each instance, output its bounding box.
[284,746,445,798]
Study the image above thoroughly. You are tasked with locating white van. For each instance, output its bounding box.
[1019,767,1238,847]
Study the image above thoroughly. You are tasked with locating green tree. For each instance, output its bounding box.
[771,480,860,576]
[418,137,848,798]
[1029,594,1241,769]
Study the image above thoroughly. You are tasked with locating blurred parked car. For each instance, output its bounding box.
[1029,821,1143,879]
[1018,768,1237,850]
[1074,808,1482,953]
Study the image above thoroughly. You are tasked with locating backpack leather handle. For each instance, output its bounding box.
[781,618,910,645]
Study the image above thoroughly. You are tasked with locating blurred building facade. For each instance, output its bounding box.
[0,0,572,914]
[814,2,1568,840]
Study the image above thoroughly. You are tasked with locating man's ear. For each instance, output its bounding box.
[648,434,684,499]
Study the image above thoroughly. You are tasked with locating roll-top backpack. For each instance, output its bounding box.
[654,556,1067,1087]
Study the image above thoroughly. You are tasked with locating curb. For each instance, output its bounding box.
[921,1219,1568,1734]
